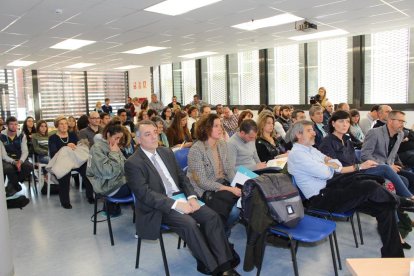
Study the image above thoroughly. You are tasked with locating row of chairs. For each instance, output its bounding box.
[90,148,364,276]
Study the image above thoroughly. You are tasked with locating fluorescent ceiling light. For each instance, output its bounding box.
[289,29,349,41]
[123,46,168,55]
[50,39,96,50]
[66,63,95,68]
[114,65,142,70]
[145,0,222,16]
[179,51,217,59]
[7,60,36,67]
[232,13,303,31]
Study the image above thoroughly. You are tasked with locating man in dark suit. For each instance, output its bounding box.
[125,120,239,276]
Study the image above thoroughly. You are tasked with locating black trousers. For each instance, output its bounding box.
[57,163,93,205]
[162,205,233,272]
[3,160,32,190]
[308,178,404,258]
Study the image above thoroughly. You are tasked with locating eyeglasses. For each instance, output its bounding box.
[90,117,100,119]
[391,119,406,125]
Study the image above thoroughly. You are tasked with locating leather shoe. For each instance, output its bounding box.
[402,242,412,250]
[196,259,212,275]
[61,203,72,209]
[229,243,240,268]
[220,269,241,276]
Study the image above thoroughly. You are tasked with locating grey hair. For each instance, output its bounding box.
[388,110,405,119]
[309,105,323,117]
[287,120,314,143]
[135,120,157,137]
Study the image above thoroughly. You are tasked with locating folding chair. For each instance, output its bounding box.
[93,193,135,246]
[173,147,190,170]
[257,215,339,276]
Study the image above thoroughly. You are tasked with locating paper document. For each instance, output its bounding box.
[230,166,258,208]
[266,157,288,169]
[171,193,205,207]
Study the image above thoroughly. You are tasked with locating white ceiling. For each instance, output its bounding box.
[0,0,413,71]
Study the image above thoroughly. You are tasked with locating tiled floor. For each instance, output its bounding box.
[7,186,414,276]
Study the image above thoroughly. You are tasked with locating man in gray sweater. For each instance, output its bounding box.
[227,119,266,173]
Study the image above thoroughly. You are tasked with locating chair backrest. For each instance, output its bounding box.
[173,147,190,170]
[291,175,307,201]
[354,149,362,163]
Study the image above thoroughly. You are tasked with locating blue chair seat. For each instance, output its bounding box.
[106,195,134,204]
[270,215,336,243]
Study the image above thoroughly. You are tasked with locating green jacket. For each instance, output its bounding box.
[86,139,126,195]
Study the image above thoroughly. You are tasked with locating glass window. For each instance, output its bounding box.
[201,55,227,105]
[268,45,304,104]
[181,60,197,106]
[307,37,353,104]
[0,69,17,119]
[160,64,173,106]
[229,50,260,105]
[364,28,410,104]
[87,71,128,114]
[152,66,160,96]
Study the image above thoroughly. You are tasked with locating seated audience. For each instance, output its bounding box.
[237,110,254,128]
[32,120,50,164]
[373,105,392,128]
[187,113,240,236]
[100,112,111,128]
[125,120,240,276]
[166,110,193,149]
[288,120,403,257]
[273,105,280,120]
[360,104,379,135]
[87,120,131,216]
[137,110,149,122]
[151,116,169,148]
[149,93,164,114]
[336,102,350,111]
[77,115,89,131]
[49,116,93,209]
[94,101,103,114]
[349,109,365,142]
[0,116,32,197]
[167,96,182,112]
[187,106,199,131]
[102,98,113,115]
[309,105,327,148]
[275,105,292,133]
[67,115,78,135]
[255,111,287,162]
[22,116,36,154]
[222,106,238,137]
[323,101,333,125]
[161,107,173,127]
[320,110,414,199]
[117,108,135,135]
[78,111,102,147]
[362,110,414,193]
[228,119,266,173]
[232,106,239,117]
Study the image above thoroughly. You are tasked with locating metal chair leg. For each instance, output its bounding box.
[356,212,364,245]
[349,214,358,248]
[135,237,141,269]
[106,201,114,246]
[332,230,342,270]
[328,234,339,276]
[177,237,182,249]
[93,195,98,235]
[289,240,299,276]
[159,233,170,276]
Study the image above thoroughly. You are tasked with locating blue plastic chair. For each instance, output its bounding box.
[257,215,339,276]
[173,147,190,170]
[355,149,362,163]
[291,176,364,251]
[93,193,135,246]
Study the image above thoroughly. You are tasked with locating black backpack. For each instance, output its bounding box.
[7,196,30,209]
[242,173,304,228]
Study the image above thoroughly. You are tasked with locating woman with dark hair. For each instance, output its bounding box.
[32,120,50,164]
[87,120,131,216]
[319,110,414,200]
[255,110,287,162]
[237,109,254,128]
[161,106,173,127]
[22,116,36,154]
[350,109,365,142]
[140,99,149,111]
[67,116,78,134]
[166,110,193,148]
[187,113,240,237]
[77,114,89,131]
[137,110,149,122]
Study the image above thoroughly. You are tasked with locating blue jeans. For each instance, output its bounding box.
[364,164,413,198]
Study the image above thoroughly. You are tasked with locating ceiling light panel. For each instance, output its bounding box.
[289,29,349,41]
[179,51,218,58]
[145,0,222,16]
[232,13,304,31]
[66,62,95,68]
[123,46,168,54]
[114,65,142,70]
[7,60,36,67]
[50,39,96,50]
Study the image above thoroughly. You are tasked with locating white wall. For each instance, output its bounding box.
[128,67,152,100]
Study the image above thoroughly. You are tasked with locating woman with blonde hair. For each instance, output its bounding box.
[318,87,328,108]
[255,110,287,162]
